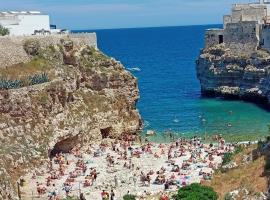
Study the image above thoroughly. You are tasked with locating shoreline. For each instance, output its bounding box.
[140,132,264,144]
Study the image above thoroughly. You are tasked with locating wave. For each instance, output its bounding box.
[144,120,150,128]
[173,118,179,123]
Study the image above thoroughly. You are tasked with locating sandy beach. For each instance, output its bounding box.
[20,137,234,200]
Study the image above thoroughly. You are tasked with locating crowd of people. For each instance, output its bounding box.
[21,135,234,199]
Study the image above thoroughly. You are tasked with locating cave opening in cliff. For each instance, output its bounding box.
[49,135,79,158]
[100,127,112,139]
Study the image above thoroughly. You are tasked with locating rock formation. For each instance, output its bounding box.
[0,36,142,199]
[196,44,270,105]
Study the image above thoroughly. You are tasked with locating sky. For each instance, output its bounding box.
[0,0,259,30]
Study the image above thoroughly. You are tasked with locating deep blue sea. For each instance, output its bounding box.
[75,25,270,141]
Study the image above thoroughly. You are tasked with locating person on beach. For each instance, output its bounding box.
[160,193,169,200]
[132,174,137,186]
[101,190,109,200]
[110,190,115,200]
[48,184,58,200]
[114,175,118,187]
[22,137,234,200]
[80,193,86,200]
[164,181,169,190]
[64,184,71,197]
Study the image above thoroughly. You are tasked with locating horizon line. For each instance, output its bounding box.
[71,23,223,32]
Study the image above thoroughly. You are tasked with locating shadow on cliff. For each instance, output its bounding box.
[200,92,270,112]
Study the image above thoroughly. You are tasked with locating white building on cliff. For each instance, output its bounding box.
[0,11,65,36]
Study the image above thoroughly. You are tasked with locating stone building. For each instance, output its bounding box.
[205,0,270,54]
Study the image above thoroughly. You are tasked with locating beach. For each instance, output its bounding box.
[20,136,234,200]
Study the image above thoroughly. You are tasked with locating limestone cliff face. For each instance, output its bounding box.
[196,44,270,104]
[0,37,142,199]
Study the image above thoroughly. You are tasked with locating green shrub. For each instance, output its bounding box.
[0,78,22,89]
[0,25,9,36]
[23,39,40,56]
[222,145,244,166]
[173,183,218,200]
[234,145,244,154]
[222,152,234,165]
[28,72,49,85]
[123,194,136,200]
[0,73,49,90]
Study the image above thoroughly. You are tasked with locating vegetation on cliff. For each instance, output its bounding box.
[203,143,268,199]
[173,183,218,200]
[0,25,9,36]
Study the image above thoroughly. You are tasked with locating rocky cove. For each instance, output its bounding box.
[196,44,270,106]
[0,34,142,199]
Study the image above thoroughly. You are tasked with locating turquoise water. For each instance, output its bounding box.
[75,25,270,141]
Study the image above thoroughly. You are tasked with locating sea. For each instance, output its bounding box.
[75,25,270,142]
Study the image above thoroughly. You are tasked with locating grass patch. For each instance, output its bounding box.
[222,145,244,165]
[222,152,234,165]
[204,145,267,200]
[1,57,52,79]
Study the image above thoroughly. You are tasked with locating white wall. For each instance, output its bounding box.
[4,15,50,36]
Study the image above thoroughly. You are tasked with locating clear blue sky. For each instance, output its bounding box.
[0,0,256,30]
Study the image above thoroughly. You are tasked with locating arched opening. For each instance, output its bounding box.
[49,135,79,158]
[100,127,112,139]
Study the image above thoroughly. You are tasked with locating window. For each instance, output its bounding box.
[218,35,224,44]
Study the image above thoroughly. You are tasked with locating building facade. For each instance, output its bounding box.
[205,0,270,54]
[0,11,51,36]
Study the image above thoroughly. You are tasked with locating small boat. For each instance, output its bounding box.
[146,130,156,136]
[127,67,141,72]
[227,123,232,127]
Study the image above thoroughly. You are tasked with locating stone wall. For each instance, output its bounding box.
[230,4,267,24]
[0,33,97,68]
[223,15,232,29]
[224,21,260,55]
[261,24,270,52]
[205,29,224,48]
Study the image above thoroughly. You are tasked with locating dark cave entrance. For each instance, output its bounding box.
[100,127,112,139]
[49,135,79,158]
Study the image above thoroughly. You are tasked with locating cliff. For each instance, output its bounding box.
[0,35,142,199]
[196,44,270,105]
